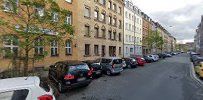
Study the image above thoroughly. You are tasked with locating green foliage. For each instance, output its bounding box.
[144,30,164,52]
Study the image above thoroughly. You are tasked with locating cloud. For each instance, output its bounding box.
[148,2,203,41]
[133,0,203,41]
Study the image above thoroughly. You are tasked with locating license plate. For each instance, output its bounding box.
[78,77,86,81]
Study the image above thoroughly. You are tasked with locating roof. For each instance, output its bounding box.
[0,76,40,91]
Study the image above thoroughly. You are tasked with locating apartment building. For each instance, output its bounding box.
[124,0,142,57]
[153,22,175,53]
[195,16,203,55]
[78,0,124,60]
[141,12,152,55]
[0,0,125,71]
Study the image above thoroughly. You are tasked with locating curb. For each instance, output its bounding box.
[189,62,203,87]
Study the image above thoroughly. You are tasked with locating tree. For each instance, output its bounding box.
[143,30,164,53]
[0,0,74,75]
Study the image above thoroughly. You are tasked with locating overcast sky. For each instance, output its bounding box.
[132,0,203,43]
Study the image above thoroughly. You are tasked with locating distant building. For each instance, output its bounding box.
[195,16,203,55]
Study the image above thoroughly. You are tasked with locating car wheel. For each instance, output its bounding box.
[58,82,65,93]
[106,70,111,76]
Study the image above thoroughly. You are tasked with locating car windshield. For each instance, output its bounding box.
[113,59,122,64]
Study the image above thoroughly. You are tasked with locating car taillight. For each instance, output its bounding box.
[88,68,93,76]
[112,64,115,68]
[38,95,53,100]
[64,74,75,80]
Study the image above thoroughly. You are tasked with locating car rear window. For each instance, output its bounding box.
[69,64,90,72]
[0,89,29,100]
[101,59,112,63]
[113,59,122,64]
[39,80,50,92]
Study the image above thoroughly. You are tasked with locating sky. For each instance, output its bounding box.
[132,0,203,43]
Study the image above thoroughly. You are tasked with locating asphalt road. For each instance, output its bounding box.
[57,54,203,100]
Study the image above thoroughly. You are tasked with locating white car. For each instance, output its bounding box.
[148,54,159,61]
[0,76,55,100]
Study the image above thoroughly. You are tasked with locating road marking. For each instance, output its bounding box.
[189,62,203,87]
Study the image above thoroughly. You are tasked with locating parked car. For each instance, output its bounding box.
[48,60,92,93]
[193,57,203,66]
[122,58,138,68]
[99,57,123,75]
[132,56,145,66]
[157,53,167,59]
[194,62,203,78]
[0,76,55,100]
[82,60,103,78]
[165,53,172,57]
[148,54,159,62]
[143,55,154,63]
[190,55,199,63]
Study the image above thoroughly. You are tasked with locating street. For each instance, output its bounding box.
[57,54,203,100]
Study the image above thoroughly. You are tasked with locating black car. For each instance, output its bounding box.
[143,55,154,63]
[190,55,199,62]
[193,57,203,66]
[48,60,92,93]
[82,60,102,78]
[122,58,137,68]
[157,53,167,59]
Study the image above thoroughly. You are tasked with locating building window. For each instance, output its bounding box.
[66,13,72,25]
[130,48,133,53]
[118,7,122,14]
[129,14,131,20]
[118,33,121,41]
[108,16,112,25]
[125,23,128,30]
[101,29,106,39]
[85,25,90,36]
[3,35,19,58]
[101,13,105,22]
[118,20,122,29]
[125,11,128,18]
[94,45,99,55]
[108,1,112,9]
[84,6,90,18]
[112,4,116,11]
[35,7,44,17]
[50,40,58,56]
[65,40,72,55]
[34,38,44,56]
[3,0,18,12]
[113,32,116,40]
[52,12,59,22]
[65,0,72,3]
[94,27,99,38]
[85,44,90,56]
[108,31,112,39]
[94,10,99,20]
[113,18,116,26]
[99,0,106,5]
[119,47,121,55]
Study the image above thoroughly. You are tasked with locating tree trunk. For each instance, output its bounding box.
[23,50,29,76]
